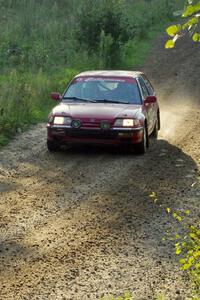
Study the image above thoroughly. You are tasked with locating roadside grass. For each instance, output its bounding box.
[0,68,78,146]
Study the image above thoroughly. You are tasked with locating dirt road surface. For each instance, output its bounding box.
[0,36,200,300]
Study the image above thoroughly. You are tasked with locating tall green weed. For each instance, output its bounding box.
[0,68,77,145]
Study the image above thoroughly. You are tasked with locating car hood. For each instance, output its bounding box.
[52,102,143,120]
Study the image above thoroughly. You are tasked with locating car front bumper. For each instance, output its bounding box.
[47,124,144,146]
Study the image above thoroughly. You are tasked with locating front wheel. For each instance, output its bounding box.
[134,127,148,155]
[47,140,60,152]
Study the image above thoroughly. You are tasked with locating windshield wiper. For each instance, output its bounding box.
[96,99,130,104]
[63,97,97,103]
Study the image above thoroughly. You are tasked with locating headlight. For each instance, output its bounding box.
[53,116,72,125]
[54,116,65,125]
[64,117,72,125]
[114,119,140,127]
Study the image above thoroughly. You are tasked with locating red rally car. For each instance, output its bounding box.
[47,71,160,154]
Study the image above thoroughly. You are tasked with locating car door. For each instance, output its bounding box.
[138,76,154,133]
[142,75,158,133]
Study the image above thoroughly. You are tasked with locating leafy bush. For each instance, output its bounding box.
[176,220,200,296]
[165,0,200,48]
[76,0,182,68]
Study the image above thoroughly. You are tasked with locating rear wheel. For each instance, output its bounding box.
[134,127,148,155]
[47,140,60,152]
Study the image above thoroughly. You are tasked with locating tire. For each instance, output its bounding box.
[47,140,60,152]
[151,118,158,139]
[134,127,148,155]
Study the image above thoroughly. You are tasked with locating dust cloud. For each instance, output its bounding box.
[157,87,197,144]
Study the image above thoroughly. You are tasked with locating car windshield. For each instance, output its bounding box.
[63,77,141,104]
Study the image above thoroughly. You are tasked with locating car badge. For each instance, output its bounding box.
[71,119,82,129]
[90,118,95,123]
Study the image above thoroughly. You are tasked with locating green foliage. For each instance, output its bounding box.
[166,25,181,37]
[0,68,77,145]
[178,224,200,295]
[76,0,180,67]
[149,186,200,297]
[165,0,200,48]
[193,32,200,41]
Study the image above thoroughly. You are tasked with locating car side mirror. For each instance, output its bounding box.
[51,92,62,101]
[144,96,157,104]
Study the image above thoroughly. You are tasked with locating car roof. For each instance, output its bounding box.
[75,70,143,79]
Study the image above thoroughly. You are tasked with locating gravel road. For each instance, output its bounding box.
[0,36,200,300]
